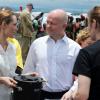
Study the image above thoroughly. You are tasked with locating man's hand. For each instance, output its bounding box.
[22,72,39,77]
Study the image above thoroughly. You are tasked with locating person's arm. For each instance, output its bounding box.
[61,79,78,100]
[0,77,17,87]
[7,38,23,74]
[15,39,23,69]
[15,66,23,74]
[13,38,23,74]
[22,42,39,76]
[74,75,91,100]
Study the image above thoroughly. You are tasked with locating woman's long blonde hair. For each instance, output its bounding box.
[0,9,14,25]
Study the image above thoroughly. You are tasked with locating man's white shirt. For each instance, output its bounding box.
[23,35,81,92]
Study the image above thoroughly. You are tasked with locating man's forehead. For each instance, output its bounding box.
[48,13,63,22]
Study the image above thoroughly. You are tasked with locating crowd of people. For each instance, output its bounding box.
[0,3,100,100]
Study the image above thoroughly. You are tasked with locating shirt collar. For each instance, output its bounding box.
[46,34,68,44]
[0,42,11,54]
[61,34,68,44]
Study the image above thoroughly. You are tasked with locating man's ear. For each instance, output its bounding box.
[63,23,67,29]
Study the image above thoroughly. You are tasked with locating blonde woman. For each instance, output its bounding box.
[76,27,93,48]
[0,9,17,100]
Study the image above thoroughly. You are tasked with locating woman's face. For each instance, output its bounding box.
[5,15,17,37]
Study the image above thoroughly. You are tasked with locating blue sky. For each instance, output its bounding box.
[0,0,100,13]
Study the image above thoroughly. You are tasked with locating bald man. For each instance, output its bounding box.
[23,9,81,100]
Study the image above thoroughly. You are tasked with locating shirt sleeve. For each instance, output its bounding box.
[73,49,92,78]
[22,42,36,74]
[15,39,23,69]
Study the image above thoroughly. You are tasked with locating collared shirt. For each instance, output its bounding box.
[23,35,81,92]
[0,42,17,100]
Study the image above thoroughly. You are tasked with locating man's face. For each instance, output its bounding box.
[28,6,33,12]
[46,14,65,38]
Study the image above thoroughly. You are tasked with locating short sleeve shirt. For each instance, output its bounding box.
[73,40,100,100]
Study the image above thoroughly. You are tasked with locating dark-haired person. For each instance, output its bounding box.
[73,6,100,100]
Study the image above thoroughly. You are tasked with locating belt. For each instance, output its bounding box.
[40,89,69,99]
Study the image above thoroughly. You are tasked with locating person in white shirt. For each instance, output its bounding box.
[23,9,81,100]
[0,9,17,100]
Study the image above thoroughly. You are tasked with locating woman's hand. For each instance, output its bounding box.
[61,89,78,100]
[0,77,17,87]
[61,90,73,100]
